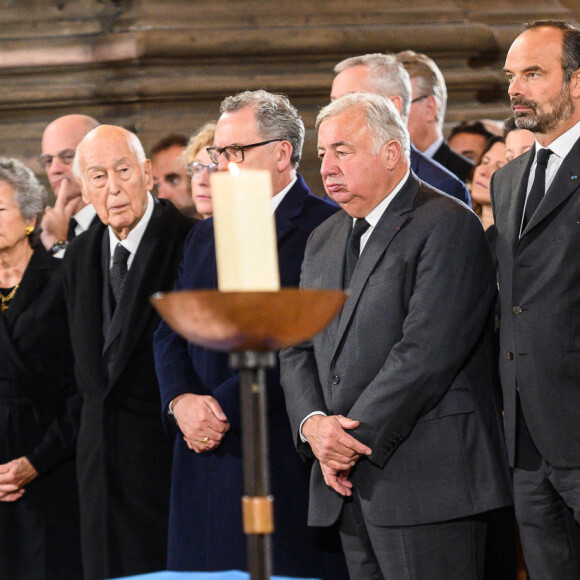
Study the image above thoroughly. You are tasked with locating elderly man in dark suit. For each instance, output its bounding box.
[490,20,580,579]
[153,90,348,578]
[397,50,474,182]
[280,92,513,580]
[331,53,472,206]
[62,125,194,580]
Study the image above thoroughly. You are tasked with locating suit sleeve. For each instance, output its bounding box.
[279,228,332,459]
[348,208,496,468]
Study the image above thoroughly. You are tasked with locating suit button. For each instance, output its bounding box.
[331,375,340,385]
[512,306,522,315]
[506,352,514,360]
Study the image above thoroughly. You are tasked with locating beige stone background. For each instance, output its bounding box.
[0,0,579,197]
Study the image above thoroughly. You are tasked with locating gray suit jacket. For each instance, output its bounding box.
[491,137,580,468]
[280,172,512,527]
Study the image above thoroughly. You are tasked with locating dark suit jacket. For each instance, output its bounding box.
[491,138,580,467]
[434,139,474,182]
[154,175,348,578]
[0,247,82,579]
[411,143,471,206]
[280,172,512,528]
[62,198,193,580]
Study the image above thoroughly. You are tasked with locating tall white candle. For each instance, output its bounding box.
[211,164,280,291]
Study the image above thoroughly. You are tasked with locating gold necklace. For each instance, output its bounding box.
[0,284,19,314]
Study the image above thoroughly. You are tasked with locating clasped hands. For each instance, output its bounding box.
[302,415,371,497]
[172,393,230,453]
[40,178,79,249]
[0,457,38,502]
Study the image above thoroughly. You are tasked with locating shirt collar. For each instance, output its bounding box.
[108,192,155,266]
[422,135,445,159]
[535,119,580,160]
[270,175,297,214]
[73,203,97,232]
[358,167,411,229]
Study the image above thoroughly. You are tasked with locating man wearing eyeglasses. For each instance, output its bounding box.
[151,133,197,218]
[39,114,101,255]
[154,90,348,578]
[397,51,474,182]
[331,53,472,206]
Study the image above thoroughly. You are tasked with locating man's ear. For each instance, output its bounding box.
[276,140,293,172]
[143,158,154,190]
[425,95,438,123]
[570,68,580,100]
[382,140,402,170]
[388,95,404,116]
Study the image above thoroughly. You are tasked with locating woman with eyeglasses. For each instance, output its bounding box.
[0,158,82,579]
[184,122,218,219]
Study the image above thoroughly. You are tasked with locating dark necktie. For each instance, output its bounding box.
[110,243,131,304]
[523,148,552,230]
[343,218,370,288]
[67,217,78,241]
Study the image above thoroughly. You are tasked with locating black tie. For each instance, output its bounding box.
[67,217,78,241]
[110,243,130,304]
[343,218,370,288]
[523,148,552,229]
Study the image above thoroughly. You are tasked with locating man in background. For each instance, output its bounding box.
[39,114,100,255]
[151,133,197,217]
[398,50,474,181]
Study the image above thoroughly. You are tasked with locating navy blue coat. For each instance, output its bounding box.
[154,175,348,578]
[410,143,472,207]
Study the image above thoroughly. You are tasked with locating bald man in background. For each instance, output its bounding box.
[39,114,101,255]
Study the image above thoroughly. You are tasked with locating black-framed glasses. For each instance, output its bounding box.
[411,95,429,104]
[186,161,218,178]
[37,149,76,169]
[206,139,283,164]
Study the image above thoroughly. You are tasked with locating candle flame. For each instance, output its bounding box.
[228,162,240,176]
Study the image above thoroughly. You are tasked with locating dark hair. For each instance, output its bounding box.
[448,120,495,142]
[524,20,580,82]
[150,133,189,157]
[503,116,518,138]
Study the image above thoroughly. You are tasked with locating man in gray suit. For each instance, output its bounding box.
[280,92,512,579]
[491,20,580,579]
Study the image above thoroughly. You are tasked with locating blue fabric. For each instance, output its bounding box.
[112,572,319,580]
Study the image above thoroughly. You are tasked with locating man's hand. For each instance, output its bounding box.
[302,414,372,472]
[172,393,230,453]
[0,457,38,502]
[40,178,80,249]
[320,463,354,496]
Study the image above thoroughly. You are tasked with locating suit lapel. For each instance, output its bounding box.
[507,150,534,249]
[331,173,417,362]
[521,140,580,239]
[104,201,173,388]
[274,176,307,246]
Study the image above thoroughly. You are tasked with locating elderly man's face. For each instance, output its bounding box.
[317,107,398,218]
[78,126,152,239]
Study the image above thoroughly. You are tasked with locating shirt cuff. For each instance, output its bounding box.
[299,411,327,443]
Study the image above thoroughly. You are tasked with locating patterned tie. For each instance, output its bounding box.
[110,243,131,303]
[343,218,370,288]
[523,148,552,230]
[67,217,78,241]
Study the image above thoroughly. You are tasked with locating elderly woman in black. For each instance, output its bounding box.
[0,158,82,579]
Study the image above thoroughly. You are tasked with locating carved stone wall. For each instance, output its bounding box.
[0,0,577,196]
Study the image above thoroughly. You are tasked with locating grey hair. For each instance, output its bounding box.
[0,157,47,239]
[397,50,448,128]
[334,53,412,123]
[72,125,147,182]
[316,92,411,163]
[219,90,305,167]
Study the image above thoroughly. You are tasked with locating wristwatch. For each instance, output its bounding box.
[50,240,69,255]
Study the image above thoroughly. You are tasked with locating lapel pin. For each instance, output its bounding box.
[572,175,578,180]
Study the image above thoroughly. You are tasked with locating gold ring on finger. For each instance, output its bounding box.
[201,436,210,444]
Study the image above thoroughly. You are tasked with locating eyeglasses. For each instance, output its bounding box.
[206,139,283,164]
[186,162,218,178]
[37,149,76,169]
[411,95,429,104]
